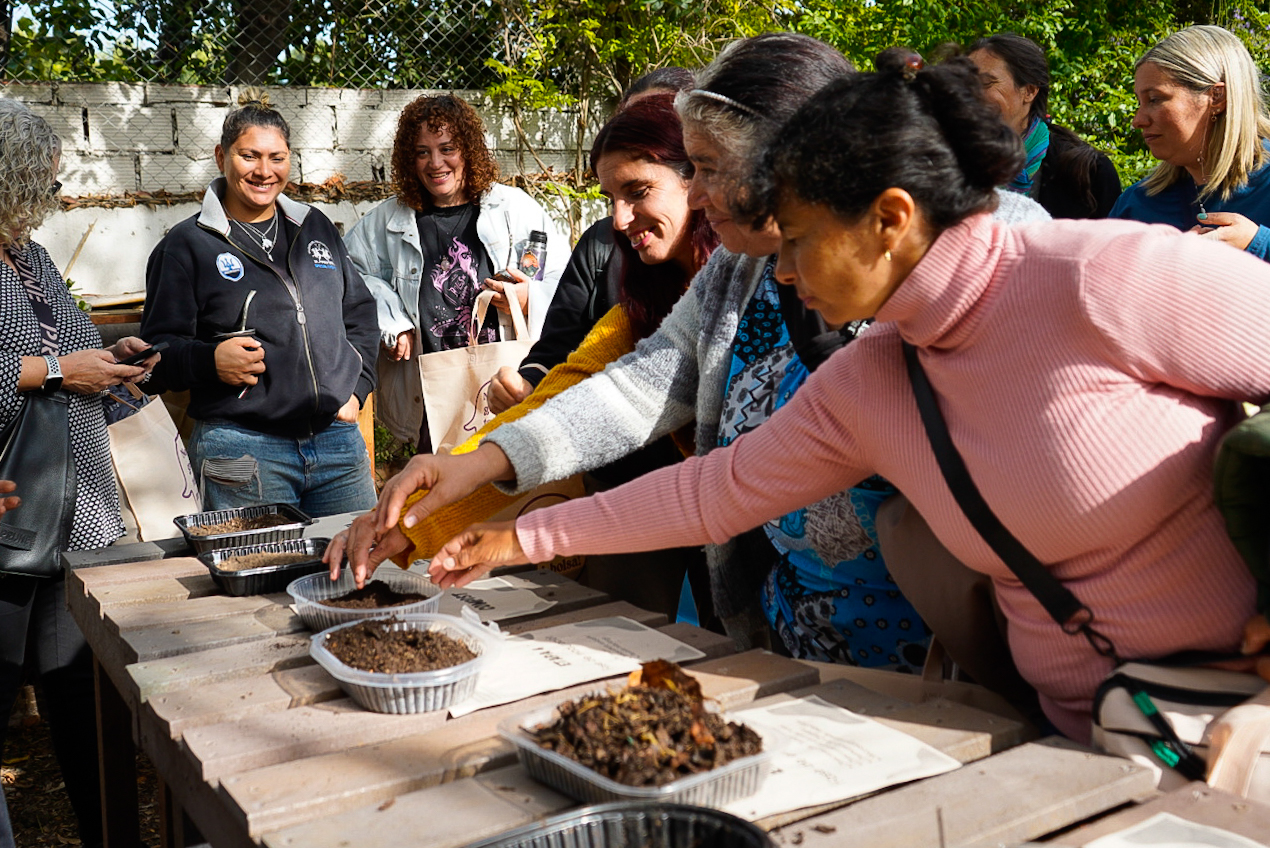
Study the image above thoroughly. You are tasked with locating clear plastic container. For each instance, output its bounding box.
[309,608,501,714]
[174,503,312,555]
[498,699,774,808]
[198,537,330,596]
[286,565,442,632]
[467,801,775,848]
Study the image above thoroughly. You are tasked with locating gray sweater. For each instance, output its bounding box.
[487,189,1051,644]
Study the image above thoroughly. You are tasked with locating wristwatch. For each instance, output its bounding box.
[41,354,62,391]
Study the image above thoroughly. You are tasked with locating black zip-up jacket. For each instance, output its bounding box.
[141,179,379,437]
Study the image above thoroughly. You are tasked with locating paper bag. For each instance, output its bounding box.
[107,383,201,541]
[489,473,587,578]
[418,290,533,454]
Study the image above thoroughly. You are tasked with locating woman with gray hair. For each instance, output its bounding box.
[335,34,1048,669]
[1112,25,1270,259]
[0,99,155,848]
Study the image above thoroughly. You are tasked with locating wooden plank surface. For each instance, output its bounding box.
[261,766,569,848]
[255,675,1020,848]
[767,737,1158,847]
[220,650,816,838]
[145,664,341,739]
[1048,782,1270,846]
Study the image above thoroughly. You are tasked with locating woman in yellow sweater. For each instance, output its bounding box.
[326,93,718,595]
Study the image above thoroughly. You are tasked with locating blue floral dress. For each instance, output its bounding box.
[717,263,930,670]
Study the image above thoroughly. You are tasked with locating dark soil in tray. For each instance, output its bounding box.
[531,684,763,787]
[325,620,475,673]
[217,551,313,572]
[318,579,432,609]
[187,513,295,536]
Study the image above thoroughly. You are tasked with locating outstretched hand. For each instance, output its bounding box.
[322,511,411,588]
[372,442,514,535]
[428,520,528,588]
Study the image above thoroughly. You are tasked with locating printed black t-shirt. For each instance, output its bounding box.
[416,202,497,354]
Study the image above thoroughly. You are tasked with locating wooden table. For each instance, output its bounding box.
[65,536,1254,848]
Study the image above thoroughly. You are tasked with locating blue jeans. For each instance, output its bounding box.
[190,419,376,518]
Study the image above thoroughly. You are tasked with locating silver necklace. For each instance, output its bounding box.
[232,210,280,260]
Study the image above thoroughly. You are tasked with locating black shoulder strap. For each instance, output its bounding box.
[901,341,1118,660]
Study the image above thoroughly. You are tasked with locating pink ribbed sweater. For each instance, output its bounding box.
[518,213,1270,740]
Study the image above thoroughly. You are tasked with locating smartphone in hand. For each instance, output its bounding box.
[118,341,168,366]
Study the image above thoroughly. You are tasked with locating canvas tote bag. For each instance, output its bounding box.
[418,289,533,454]
[107,382,202,541]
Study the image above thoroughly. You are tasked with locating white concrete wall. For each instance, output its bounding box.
[31,194,601,303]
[7,82,603,300]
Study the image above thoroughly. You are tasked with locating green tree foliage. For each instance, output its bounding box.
[791,0,1270,184]
[485,0,792,236]
[4,0,1269,188]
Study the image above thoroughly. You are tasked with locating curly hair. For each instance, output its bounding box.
[0,100,61,250]
[391,94,499,211]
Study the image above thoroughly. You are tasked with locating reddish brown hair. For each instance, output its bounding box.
[391,94,498,211]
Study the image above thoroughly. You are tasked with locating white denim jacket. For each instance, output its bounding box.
[344,182,567,347]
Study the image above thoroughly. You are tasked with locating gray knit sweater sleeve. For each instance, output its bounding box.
[485,256,729,492]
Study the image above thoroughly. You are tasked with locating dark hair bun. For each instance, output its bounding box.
[750,58,1026,232]
[910,58,1024,191]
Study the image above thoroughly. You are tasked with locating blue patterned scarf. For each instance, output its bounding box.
[1007,116,1050,196]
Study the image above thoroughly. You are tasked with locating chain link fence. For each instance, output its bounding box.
[0,0,591,199]
[2,0,506,88]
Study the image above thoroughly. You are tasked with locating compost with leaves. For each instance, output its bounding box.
[531,664,762,787]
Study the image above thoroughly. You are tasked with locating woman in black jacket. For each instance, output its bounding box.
[142,90,380,517]
[968,33,1122,219]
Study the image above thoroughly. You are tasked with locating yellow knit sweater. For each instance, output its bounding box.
[394,305,638,565]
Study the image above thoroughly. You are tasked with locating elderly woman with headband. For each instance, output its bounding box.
[433,57,1270,743]
[339,34,1048,675]
[1112,25,1270,259]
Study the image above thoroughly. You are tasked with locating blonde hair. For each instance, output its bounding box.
[0,100,61,250]
[1137,25,1270,201]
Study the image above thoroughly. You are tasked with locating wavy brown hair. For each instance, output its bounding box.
[391,94,499,211]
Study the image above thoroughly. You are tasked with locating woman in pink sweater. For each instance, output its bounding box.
[431,59,1270,741]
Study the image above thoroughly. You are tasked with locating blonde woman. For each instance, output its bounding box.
[1112,25,1270,259]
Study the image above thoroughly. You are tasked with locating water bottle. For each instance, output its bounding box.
[518,230,548,279]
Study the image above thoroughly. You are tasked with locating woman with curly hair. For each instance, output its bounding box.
[0,99,155,848]
[345,94,566,451]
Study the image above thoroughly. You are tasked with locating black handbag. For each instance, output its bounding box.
[0,388,76,578]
